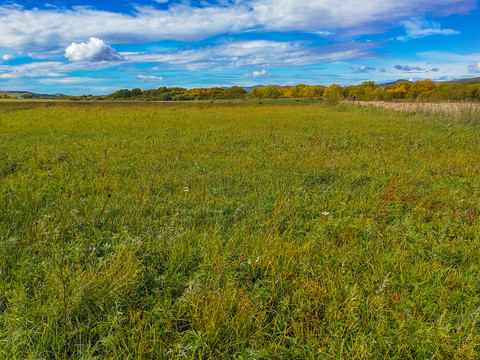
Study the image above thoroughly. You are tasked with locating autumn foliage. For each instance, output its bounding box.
[59,79,480,102]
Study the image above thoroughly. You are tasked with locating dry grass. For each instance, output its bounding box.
[356,101,480,122]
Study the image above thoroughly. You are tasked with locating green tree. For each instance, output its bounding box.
[131,88,142,97]
[228,86,247,99]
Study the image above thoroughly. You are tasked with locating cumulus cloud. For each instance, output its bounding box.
[65,37,123,62]
[395,65,425,72]
[0,1,474,53]
[253,69,268,77]
[245,69,268,78]
[396,19,460,41]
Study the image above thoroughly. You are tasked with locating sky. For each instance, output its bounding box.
[0,0,480,95]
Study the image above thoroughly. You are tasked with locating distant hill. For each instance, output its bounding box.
[375,77,480,89]
[378,79,411,89]
[241,84,325,93]
[242,85,265,93]
[441,77,480,84]
[0,90,60,98]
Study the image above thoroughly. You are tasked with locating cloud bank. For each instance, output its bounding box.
[0,0,474,53]
[124,40,383,70]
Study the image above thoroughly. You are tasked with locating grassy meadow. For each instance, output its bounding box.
[1,101,480,359]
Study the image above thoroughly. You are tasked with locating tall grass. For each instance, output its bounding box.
[1,101,480,358]
[356,101,480,124]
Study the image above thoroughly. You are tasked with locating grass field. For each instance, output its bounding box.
[1,101,480,359]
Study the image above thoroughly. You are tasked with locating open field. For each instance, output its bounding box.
[1,101,480,358]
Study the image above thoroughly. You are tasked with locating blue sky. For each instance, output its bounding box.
[0,0,479,95]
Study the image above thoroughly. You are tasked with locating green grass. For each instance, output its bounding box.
[1,101,480,359]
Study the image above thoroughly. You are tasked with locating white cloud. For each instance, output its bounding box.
[0,1,474,54]
[38,77,99,84]
[137,74,163,80]
[251,0,473,33]
[0,61,65,79]
[0,39,381,81]
[396,19,460,41]
[2,54,14,61]
[0,58,116,79]
[253,69,268,77]
[312,30,335,37]
[65,37,123,62]
[244,69,268,78]
[125,40,382,70]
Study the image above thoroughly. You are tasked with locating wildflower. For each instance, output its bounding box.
[247,259,252,265]
[255,256,260,263]
[322,212,330,216]
[184,187,189,192]
[340,202,346,205]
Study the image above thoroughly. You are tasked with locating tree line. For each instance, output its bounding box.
[57,80,480,102]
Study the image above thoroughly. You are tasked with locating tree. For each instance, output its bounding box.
[249,87,265,99]
[386,82,409,99]
[263,85,281,98]
[107,89,132,99]
[324,84,343,105]
[131,88,142,97]
[228,86,247,99]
